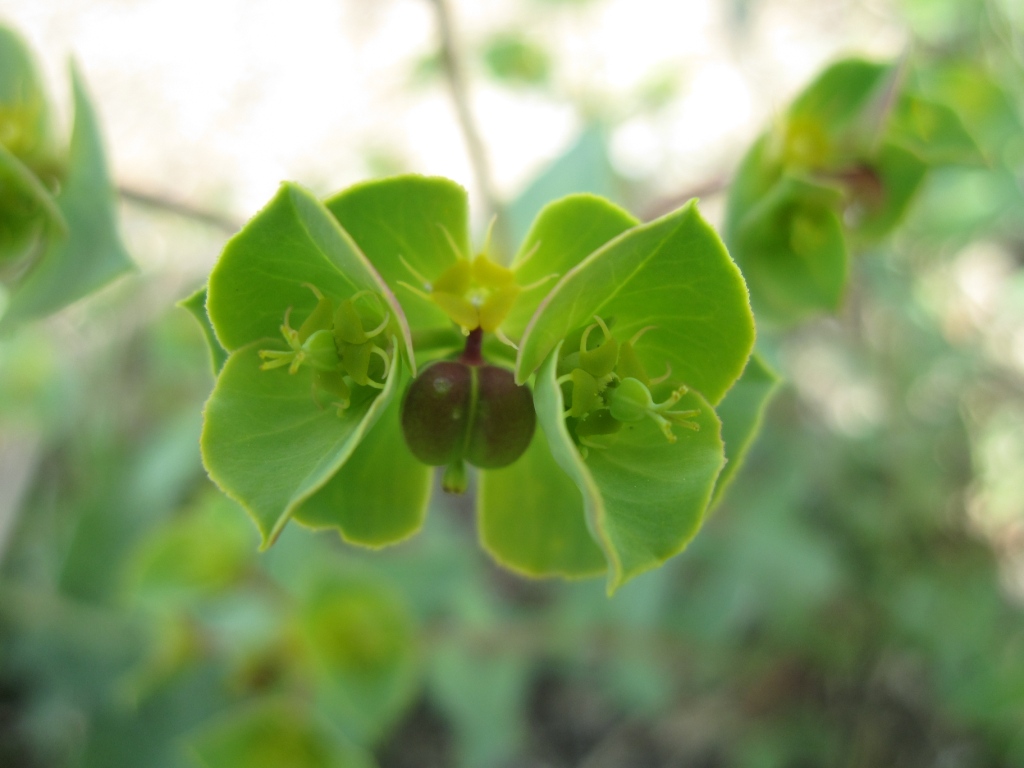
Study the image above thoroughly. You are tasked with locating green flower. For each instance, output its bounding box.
[197,175,772,592]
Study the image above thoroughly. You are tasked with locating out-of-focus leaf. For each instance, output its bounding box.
[482,34,551,86]
[302,573,417,744]
[1,66,132,329]
[731,173,848,324]
[0,23,58,169]
[189,699,374,768]
[851,142,929,241]
[887,93,986,166]
[785,58,892,160]
[127,493,254,604]
[429,646,530,768]
[0,141,64,234]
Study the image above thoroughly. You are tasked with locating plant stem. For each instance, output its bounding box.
[117,183,241,233]
[427,0,508,248]
[459,326,484,365]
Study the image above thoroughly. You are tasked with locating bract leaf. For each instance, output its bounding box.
[189,698,373,768]
[0,141,64,233]
[785,58,893,164]
[207,182,414,369]
[516,200,754,406]
[0,23,59,170]
[200,338,403,548]
[731,173,848,324]
[478,422,605,578]
[178,285,228,374]
[301,572,417,744]
[292,384,432,547]
[887,93,986,167]
[502,193,637,339]
[324,175,469,334]
[0,65,132,329]
[852,142,928,241]
[709,352,780,509]
[533,345,725,593]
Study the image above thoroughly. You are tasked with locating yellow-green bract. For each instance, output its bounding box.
[194,174,771,593]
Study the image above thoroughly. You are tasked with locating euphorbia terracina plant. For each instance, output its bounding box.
[196,175,771,592]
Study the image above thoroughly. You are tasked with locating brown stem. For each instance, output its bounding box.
[427,0,509,250]
[117,183,241,233]
[460,326,484,366]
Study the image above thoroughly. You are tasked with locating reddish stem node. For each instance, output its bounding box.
[460,327,485,366]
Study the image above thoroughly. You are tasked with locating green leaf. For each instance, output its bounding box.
[478,421,606,578]
[852,141,929,241]
[482,33,551,86]
[302,572,417,744]
[189,699,373,768]
[502,193,637,340]
[207,182,414,369]
[913,60,1023,159]
[292,386,432,547]
[324,175,469,334]
[0,141,64,233]
[0,65,132,329]
[785,58,893,163]
[429,646,530,768]
[533,345,726,593]
[0,23,59,170]
[127,492,253,603]
[200,340,404,548]
[710,353,780,509]
[504,125,620,248]
[887,93,986,167]
[516,200,754,406]
[178,285,228,374]
[731,174,848,324]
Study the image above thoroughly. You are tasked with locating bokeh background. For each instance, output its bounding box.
[2,0,1024,765]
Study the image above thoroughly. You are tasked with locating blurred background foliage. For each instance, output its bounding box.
[2,0,1024,765]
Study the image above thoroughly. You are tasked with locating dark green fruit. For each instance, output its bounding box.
[401,360,536,488]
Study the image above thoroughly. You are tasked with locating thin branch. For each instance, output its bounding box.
[427,0,504,235]
[640,173,731,221]
[117,183,242,233]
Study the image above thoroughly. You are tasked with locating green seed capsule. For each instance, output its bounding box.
[400,360,536,487]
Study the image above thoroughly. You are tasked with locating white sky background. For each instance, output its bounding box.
[0,0,906,276]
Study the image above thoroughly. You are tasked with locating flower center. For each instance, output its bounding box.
[556,316,700,456]
[257,284,392,415]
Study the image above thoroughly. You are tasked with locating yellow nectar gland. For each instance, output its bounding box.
[398,222,555,346]
[556,317,698,455]
[257,285,392,416]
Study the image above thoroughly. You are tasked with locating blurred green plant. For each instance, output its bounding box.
[0,23,131,329]
[3,2,1024,767]
[724,57,984,326]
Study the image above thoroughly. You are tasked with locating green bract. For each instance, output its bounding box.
[201,182,418,548]
[724,57,984,326]
[197,174,766,592]
[0,24,131,328]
